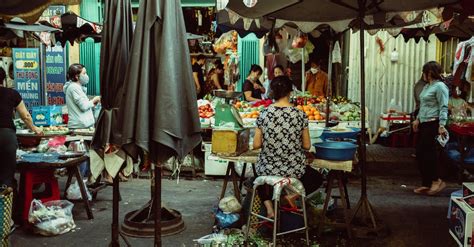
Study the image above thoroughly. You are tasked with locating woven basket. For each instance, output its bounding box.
[0,187,13,247]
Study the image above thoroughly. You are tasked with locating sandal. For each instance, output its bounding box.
[413,186,430,194]
[427,180,446,196]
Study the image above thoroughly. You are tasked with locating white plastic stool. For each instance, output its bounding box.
[244,176,310,246]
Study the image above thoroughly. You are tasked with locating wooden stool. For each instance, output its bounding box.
[318,170,352,238]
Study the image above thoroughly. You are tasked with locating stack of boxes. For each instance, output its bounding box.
[449,183,474,247]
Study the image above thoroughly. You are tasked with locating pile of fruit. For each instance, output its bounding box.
[41,126,69,134]
[331,96,351,104]
[294,96,326,106]
[296,105,325,121]
[198,104,214,119]
[241,111,260,119]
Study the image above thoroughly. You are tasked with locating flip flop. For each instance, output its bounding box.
[413,186,430,194]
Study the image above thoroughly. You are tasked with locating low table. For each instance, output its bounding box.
[17,155,94,220]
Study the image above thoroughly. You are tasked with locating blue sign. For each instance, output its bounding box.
[13,48,42,109]
[41,5,67,105]
[45,46,66,105]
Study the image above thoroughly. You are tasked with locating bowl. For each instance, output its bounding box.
[313,141,358,161]
[309,126,324,138]
[320,127,360,141]
[325,138,357,144]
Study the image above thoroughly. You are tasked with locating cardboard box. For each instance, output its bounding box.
[32,105,63,126]
[212,128,250,156]
[202,142,228,176]
[449,198,474,247]
[463,183,474,197]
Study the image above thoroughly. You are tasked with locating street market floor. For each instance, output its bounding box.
[11,144,459,247]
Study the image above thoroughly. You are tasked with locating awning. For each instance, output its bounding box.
[0,0,81,24]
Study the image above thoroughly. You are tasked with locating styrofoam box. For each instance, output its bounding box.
[202,142,228,176]
[463,183,474,197]
[449,198,474,247]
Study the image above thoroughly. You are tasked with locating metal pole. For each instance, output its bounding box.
[325,40,333,127]
[301,48,305,93]
[358,0,368,197]
[154,163,162,247]
[40,43,48,106]
[110,175,120,247]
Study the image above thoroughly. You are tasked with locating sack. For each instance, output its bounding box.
[218,196,242,214]
[0,187,13,246]
[28,199,76,236]
[66,181,92,201]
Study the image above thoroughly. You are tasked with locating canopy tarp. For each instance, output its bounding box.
[0,0,81,24]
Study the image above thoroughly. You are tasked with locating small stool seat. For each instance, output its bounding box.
[244,176,309,246]
[19,169,60,224]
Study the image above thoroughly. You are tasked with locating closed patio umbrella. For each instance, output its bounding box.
[118,0,202,245]
[89,0,133,246]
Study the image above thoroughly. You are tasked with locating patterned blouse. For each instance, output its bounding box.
[256,105,308,178]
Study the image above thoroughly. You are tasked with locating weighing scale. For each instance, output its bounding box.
[213,90,244,129]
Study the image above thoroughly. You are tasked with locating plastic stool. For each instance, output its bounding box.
[244,176,309,246]
[20,169,60,224]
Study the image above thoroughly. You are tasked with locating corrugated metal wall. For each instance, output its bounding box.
[238,33,260,91]
[347,31,437,132]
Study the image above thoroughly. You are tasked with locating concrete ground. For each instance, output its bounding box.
[10,145,461,246]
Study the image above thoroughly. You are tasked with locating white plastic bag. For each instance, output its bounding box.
[66,181,92,201]
[28,199,76,236]
[218,196,242,214]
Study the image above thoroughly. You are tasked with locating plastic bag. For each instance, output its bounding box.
[28,199,76,236]
[218,196,242,214]
[214,209,240,229]
[234,162,255,178]
[66,181,92,201]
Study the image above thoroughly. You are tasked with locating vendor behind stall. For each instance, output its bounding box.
[64,64,100,179]
[193,54,206,99]
[0,68,43,187]
[64,64,100,129]
[243,64,265,102]
[305,60,328,97]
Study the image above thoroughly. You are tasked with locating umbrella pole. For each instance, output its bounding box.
[154,163,162,247]
[325,40,333,127]
[349,1,380,234]
[110,174,120,247]
[301,48,305,94]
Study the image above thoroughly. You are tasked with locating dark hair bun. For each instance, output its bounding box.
[270,76,293,100]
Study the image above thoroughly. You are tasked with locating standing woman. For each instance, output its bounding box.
[243,64,265,102]
[412,61,449,195]
[0,68,43,187]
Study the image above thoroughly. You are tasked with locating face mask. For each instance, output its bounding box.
[456,87,462,96]
[310,68,318,74]
[79,74,89,85]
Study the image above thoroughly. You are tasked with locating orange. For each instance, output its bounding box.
[304,111,312,116]
[252,114,259,118]
[296,105,303,110]
[308,116,315,120]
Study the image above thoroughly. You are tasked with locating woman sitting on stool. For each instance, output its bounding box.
[253,76,323,218]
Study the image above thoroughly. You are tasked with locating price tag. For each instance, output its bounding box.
[15,60,38,70]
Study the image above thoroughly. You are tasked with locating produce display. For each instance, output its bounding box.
[198,103,215,119]
[233,101,266,119]
[293,96,326,105]
[296,105,325,121]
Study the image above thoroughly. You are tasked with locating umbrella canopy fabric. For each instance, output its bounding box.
[226,0,459,22]
[397,17,474,42]
[217,9,270,38]
[55,12,102,46]
[0,0,80,24]
[119,0,202,163]
[91,0,133,150]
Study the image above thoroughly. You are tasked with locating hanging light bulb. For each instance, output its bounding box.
[391,48,399,63]
[243,0,258,8]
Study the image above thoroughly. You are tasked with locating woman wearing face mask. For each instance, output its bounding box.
[64,63,100,129]
[412,61,449,195]
[449,86,470,117]
[243,64,265,102]
[305,60,328,97]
